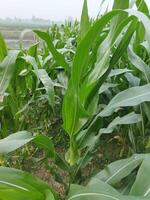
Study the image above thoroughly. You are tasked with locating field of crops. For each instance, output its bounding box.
[1,29,37,49]
[0,19,50,49]
[1,0,150,199]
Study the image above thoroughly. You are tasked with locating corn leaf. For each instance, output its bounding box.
[68,177,149,200]
[128,47,150,83]
[100,112,142,134]
[80,0,90,40]
[0,50,19,102]
[37,69,55,110]
[34,30,69,71]
[94,154,145,185]
[0,32,7,62]
[100,84,150,117]
[130,158,150,197]
[0,131,55,158]
[0,167,55,200]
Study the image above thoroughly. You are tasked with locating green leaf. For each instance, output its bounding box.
[136,0,149,16]
[141,41,150,54]
[0,50,19,102]
[111,0,129,33]
[94,154,144,186]
[0,131,55,158]
[23,55,39,77]
[68,178,148,200]
[34,135,55,158]
[128,47,150,83]
[68,179,120,200]
[69,10,126,90]
[130,158,150,197]
[99,112,142,134]
[126,9,150,50]
[71,154,150,200]
[100,84,150,117]
[143,102,150,121]
[34,30,69,71]
[0,32,7,62]
[28,42,39,58]
[99,83,118,94]
[0,167,55,200]
[109,68,132,78]
[0,131,33,154]
[37,69,55,110]
[80,0,90,40]
[125,72,140,87]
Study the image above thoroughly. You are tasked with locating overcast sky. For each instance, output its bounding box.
[0,0,105,21]
[1,0,149,21]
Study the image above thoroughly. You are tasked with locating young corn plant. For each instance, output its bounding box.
[62,0,150,166]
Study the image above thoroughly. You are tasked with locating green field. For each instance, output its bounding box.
[0,30,35,49]
[0,18,52,48]
[1,0,150,200]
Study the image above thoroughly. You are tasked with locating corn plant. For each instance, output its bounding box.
[62,0,150,165]
[68,154,150,200]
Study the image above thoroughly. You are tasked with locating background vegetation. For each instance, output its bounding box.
[1,0,150,199]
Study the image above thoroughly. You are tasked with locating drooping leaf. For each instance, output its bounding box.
[109,68,132,78]
[128,47,150,83]
[0,131,33,154]
[68,177,149,200]
[0,131,55,158]
[99,112,142,134]
[0,50,19,102]
[100,84,150,117]
[68,179,120,200]
[23,55,39,77]
[125,72,140,87]
[94,154,145,186]
[33,134,55,158]
[37,69,55,110]
[28,42,39,58]
[0,167,55,200]
[34,30,69,71]
[99,83,118,94]
[0,32,7,62]
[130,158,150,197]
[126,9,150,50]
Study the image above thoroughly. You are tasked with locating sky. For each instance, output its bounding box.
[2,0,149,21]
[0,0,105,21]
